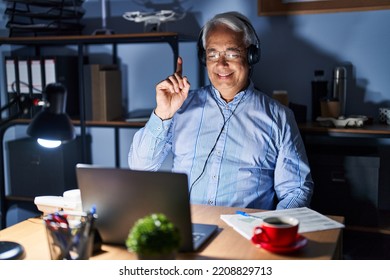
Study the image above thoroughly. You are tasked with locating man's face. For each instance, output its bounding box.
[205,24,249,101]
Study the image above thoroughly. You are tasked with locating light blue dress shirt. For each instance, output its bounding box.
[128,82,313,210]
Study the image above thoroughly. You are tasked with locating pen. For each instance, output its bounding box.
[236,211,263,220]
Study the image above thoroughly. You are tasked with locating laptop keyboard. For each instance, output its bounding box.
[192,231,206,242]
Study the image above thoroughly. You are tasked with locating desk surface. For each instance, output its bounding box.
[0,205,344,260]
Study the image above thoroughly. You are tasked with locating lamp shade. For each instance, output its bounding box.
[27,83,75,143]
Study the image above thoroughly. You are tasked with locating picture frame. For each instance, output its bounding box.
[258,0,390,16]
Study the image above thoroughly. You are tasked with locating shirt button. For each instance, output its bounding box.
[208,200,214,205]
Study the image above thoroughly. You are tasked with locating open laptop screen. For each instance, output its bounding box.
[76,164,217,252]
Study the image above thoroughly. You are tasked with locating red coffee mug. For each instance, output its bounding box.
[253,216,299,247]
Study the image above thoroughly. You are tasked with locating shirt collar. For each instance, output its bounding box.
[211,81,254,106]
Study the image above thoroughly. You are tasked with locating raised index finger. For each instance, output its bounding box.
[176,56,183,76]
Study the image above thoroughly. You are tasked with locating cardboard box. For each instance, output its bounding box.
[84,64,123,121]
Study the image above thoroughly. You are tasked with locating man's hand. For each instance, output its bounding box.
[154,56,190,120]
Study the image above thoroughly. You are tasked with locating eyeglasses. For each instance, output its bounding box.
[206,49,242,62]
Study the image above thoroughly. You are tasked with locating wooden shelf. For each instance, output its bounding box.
[0,32,179,45]
[10,118,147,128]
[298,122,390,138]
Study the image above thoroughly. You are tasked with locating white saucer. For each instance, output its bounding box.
[251,234,308,254]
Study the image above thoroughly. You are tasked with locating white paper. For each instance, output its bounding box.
[18,59,29,93]
[5,58,16,93]
[220,207,344,240]
[44,58,57,85]
[30,59,43,93]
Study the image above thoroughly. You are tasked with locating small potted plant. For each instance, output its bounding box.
[126,213,181,259]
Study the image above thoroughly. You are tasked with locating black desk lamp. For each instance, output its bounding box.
[0,83,75,259]
[27,83,76,148]
[92,0,114,35]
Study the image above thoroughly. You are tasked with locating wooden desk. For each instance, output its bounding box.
[0,205,344,260]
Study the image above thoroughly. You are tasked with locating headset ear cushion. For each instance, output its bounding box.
[197,29,206,66]
[197,45,206,66]
[247,44,260,65]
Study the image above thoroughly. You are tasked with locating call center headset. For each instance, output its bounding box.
[197,13,261,66]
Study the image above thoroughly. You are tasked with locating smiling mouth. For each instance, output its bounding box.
[217,72,233,78]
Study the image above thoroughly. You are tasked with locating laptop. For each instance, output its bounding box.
[75,164,218,252]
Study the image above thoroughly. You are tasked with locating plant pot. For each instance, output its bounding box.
[136,251,176,260]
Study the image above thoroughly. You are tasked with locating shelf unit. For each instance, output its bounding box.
[0,32,179,228]
[0,32,179,160]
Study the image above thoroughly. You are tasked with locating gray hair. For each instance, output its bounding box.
[201,12,257,49]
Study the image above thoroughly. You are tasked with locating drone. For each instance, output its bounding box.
[123,10,185,31]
